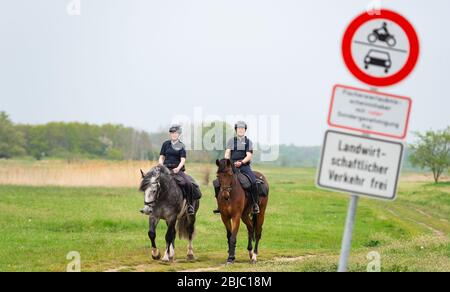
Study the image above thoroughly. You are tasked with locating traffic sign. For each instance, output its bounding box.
[328,85,412,139]
[342,9,420,87]
[317,130,404,200]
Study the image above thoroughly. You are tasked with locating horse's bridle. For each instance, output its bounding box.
[220,185,233,194]
[144,181,161,207]
[219,166,240,195]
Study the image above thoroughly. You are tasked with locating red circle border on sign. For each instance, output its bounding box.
[342,9,420,87]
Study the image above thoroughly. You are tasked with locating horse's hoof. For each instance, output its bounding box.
[248,251,254,260]
[161,257,170,263]
[151,249,161,260]
[226,257,235,265]
[250,253,257,264]
[151,248,161,259]
[187,254,195,262]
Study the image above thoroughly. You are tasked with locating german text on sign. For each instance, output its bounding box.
[317,131,403,200]
[328,85,412,139]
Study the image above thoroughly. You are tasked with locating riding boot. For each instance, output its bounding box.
[251,183,260,214]
[186,185,195,215]
[213,182,221,214]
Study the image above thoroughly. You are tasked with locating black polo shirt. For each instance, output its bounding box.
[160,140,186,170]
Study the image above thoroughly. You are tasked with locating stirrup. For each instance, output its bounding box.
[213,208,221,215]
[187,204,195,215]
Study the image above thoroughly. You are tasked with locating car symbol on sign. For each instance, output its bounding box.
[364,50,392,74]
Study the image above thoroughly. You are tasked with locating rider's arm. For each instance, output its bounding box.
[241,139,254,165]
[224,149,231,159]
[176,157,186,171]
[159,142,167,165]
[174,146,187,172]
[242,152,253,165]
[224,138,233,159]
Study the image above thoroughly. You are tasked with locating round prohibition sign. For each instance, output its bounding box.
[342,9,420,87]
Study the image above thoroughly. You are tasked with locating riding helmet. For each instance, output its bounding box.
[169,124,182,134]
[234,121,248,131]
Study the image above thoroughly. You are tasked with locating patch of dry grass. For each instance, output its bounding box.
[0,160,217,188]
[0,160,156,187]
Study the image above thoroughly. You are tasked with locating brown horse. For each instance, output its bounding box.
[215,159,269,264]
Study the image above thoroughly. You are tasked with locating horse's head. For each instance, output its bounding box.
[139,166,162,215]
[216,159,234,201]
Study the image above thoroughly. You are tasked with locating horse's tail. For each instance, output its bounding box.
[177,202,198,240]
[177,213,190,240]
[252,213,257,241]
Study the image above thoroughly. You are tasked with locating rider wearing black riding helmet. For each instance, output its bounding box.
[213,121,260,215]
[159,125,195,215]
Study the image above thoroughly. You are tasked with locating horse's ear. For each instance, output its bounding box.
[216,159,220,167]
[226,159,231,167]
[140,169,145,179]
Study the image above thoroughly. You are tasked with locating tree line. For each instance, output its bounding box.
[0,112,153,161]
[1,111,449,182]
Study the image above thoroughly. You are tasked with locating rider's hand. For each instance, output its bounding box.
[173,167,180,174]
[234,161,242,168]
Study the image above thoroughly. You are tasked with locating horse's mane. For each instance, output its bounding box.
[139,165,173,192]
[217,159,232,174]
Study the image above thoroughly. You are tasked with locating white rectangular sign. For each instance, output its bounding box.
[328,85,412,139]
[317,130,404,200]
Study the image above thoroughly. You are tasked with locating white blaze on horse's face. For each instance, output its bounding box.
[144,177,160,207]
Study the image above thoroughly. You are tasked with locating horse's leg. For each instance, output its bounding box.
[253,198,268,263]
[187,235,195,261]
[221,215,233,263]
[241,212,254,261]
[227,215,241,264]
[186,209,197,261]
[148,217,161,260]
[162,219,176,262]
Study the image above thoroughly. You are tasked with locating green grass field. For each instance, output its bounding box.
[0,163,449,272]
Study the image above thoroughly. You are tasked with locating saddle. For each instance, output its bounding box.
[172,173,202,200]
[238,173,269,198]
[213,171,269,198]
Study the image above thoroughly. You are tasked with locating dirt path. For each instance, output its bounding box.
[180,255,317,272]
[387,208,446,238]
[105,265,147,272]
[104,254,318,272]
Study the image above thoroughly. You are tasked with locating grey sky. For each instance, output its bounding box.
[1,0,449,146]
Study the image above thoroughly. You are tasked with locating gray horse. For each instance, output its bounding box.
[139,165,200,262]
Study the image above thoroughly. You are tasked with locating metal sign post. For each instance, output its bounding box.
[338,194,359,272]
